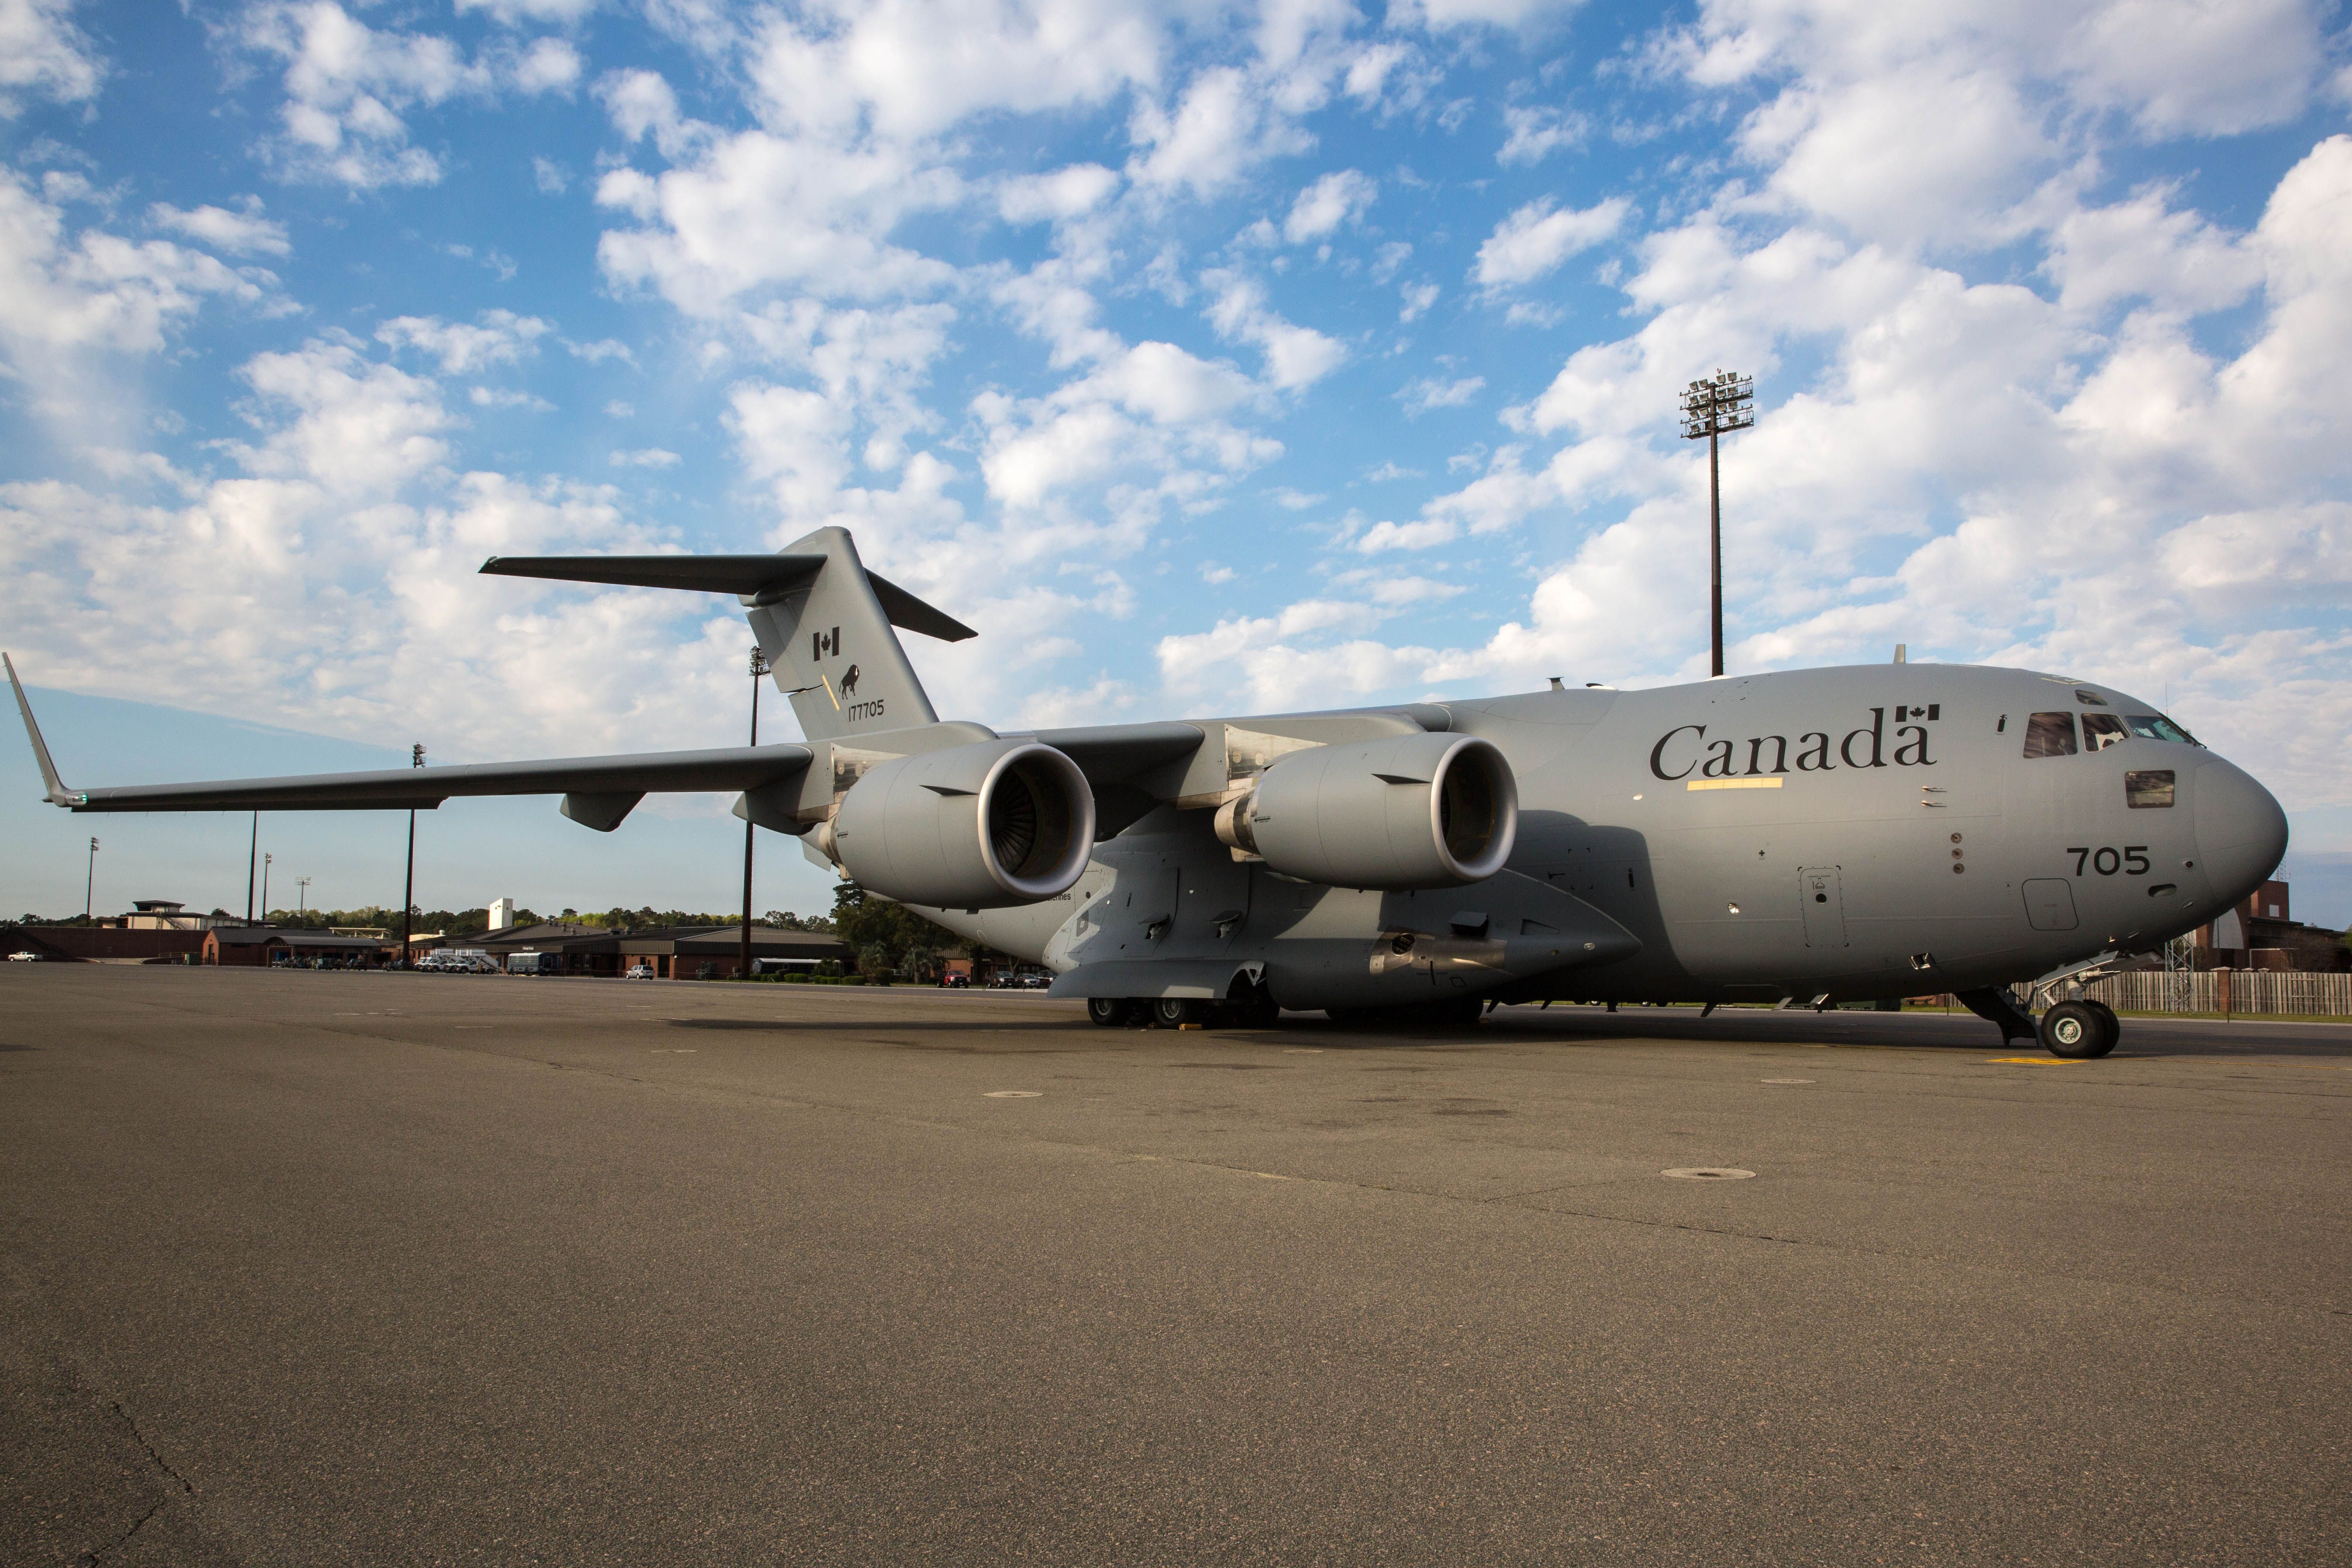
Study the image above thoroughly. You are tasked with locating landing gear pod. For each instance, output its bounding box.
[1214,733,1517,891]
[833,740,1096,909]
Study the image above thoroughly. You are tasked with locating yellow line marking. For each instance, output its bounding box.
[1987,1057,2080,1065]
[1687,777,1785,791]
[818,674,842,711]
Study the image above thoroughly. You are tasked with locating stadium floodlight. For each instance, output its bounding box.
[743,646,772,983]
[1680,370,1755,678]
[85,835,98,920]
[402,743,425,964]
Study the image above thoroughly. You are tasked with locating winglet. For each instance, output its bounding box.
[4,654,80,807]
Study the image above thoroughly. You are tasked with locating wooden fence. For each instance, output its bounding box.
[2006,970,2352,1016]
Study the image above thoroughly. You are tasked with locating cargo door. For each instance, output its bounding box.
[1798,866,1847,948]
[2022,878,2078,932]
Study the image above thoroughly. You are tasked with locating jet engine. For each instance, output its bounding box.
[829,739,1096,909]
[1214,733,1516,891]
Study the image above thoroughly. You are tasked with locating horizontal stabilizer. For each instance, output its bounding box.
[479,552,977,642]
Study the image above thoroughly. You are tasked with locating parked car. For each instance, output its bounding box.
[939,972,969,988]
[7,950,41,961]
[625,963,655,979]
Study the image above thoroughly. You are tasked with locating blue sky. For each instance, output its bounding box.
[4,0,2351,926]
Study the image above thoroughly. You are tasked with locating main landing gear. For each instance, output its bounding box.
[1085,990,1282,1029]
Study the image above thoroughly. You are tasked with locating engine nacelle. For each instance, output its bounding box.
[831,739,1096,909]
[1214,733,1516,891]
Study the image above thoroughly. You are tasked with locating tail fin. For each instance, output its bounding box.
[479,525,973,743]
[746,527,967,741]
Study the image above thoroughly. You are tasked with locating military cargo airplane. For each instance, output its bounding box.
[7,525,2288,1058]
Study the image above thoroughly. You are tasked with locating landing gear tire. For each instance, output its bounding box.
[1086,997,1134,1028]
[2040,1000,2114,1059]
[2084,999,2120,1056]
[1152,997,1200,1028]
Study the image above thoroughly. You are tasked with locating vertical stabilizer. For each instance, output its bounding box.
[749,527,942,742]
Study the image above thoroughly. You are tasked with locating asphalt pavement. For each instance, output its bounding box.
[4,967,2348,1565]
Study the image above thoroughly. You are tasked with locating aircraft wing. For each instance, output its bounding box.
[1025,722,1207,785]
[8,652,810,814]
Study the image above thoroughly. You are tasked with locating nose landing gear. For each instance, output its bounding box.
[2040,998,2119,1059]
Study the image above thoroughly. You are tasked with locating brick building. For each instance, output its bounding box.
[415,923,847,979]
[2193,880,2348,972]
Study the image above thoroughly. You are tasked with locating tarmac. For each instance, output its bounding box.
[3,966,2348,1565]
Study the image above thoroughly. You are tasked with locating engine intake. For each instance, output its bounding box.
[1214,733,1516,890]
[831,739,1096,909]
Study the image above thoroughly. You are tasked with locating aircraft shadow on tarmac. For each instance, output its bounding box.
[663,1006,2352,1060]
[1480,1005,2352,1059]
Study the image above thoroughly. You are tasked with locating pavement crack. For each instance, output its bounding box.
[82,1400,192,1565]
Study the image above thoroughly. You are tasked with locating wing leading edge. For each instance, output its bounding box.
[6,653,810,819]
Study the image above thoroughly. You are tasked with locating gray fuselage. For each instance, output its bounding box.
[936,664,2288,1009]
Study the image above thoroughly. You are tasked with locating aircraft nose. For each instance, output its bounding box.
[2194,756,2288,906]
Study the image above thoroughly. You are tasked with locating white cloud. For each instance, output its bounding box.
[2043,189,2261,315]
[376,310,554,374]
[0,174,272,363]
[237,2,590,188]
[610,446,681,467]
[148,201,291,257]
[596,128,962,313]
[998,163,1121,225]
[1283,168,1375,242]
[240,1,484,188]
[748,0,1166,144]
[1202,271,1345,389]
[454,0,600,23]
[1397,374,1484,415]
[1394,0,1584,28]
[1473,196,1629,288]
[1497,104,1585,165]
[533,157,569,195]
[1353,517,1459,553]
[226,340,453,494]
[511,37,583,95]
[1128,66,1312,198]
[471,386,554,411]
[0,0,103,115]
[2058,0,2323,137]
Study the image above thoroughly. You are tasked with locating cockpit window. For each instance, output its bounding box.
[2124,714,2199,746]
[2081,713,2127,751]
[2023,711,2077,758]
[2074,689,2107,706]
[2126,770,2176,809]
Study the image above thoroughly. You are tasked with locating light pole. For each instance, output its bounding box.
[298,876,311,916]
[84,836,98,921]
[402,743,424,967]
[261,852,273,919]
[742,646,770,982]
[1680,370,1756,678]
[246,810,259,923]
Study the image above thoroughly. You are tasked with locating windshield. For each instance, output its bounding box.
[2081,713,2127,752]
[2124,714,2199,745]
[2023,712,2077,758]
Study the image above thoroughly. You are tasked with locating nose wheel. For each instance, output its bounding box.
[2040,999,2119,1059]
